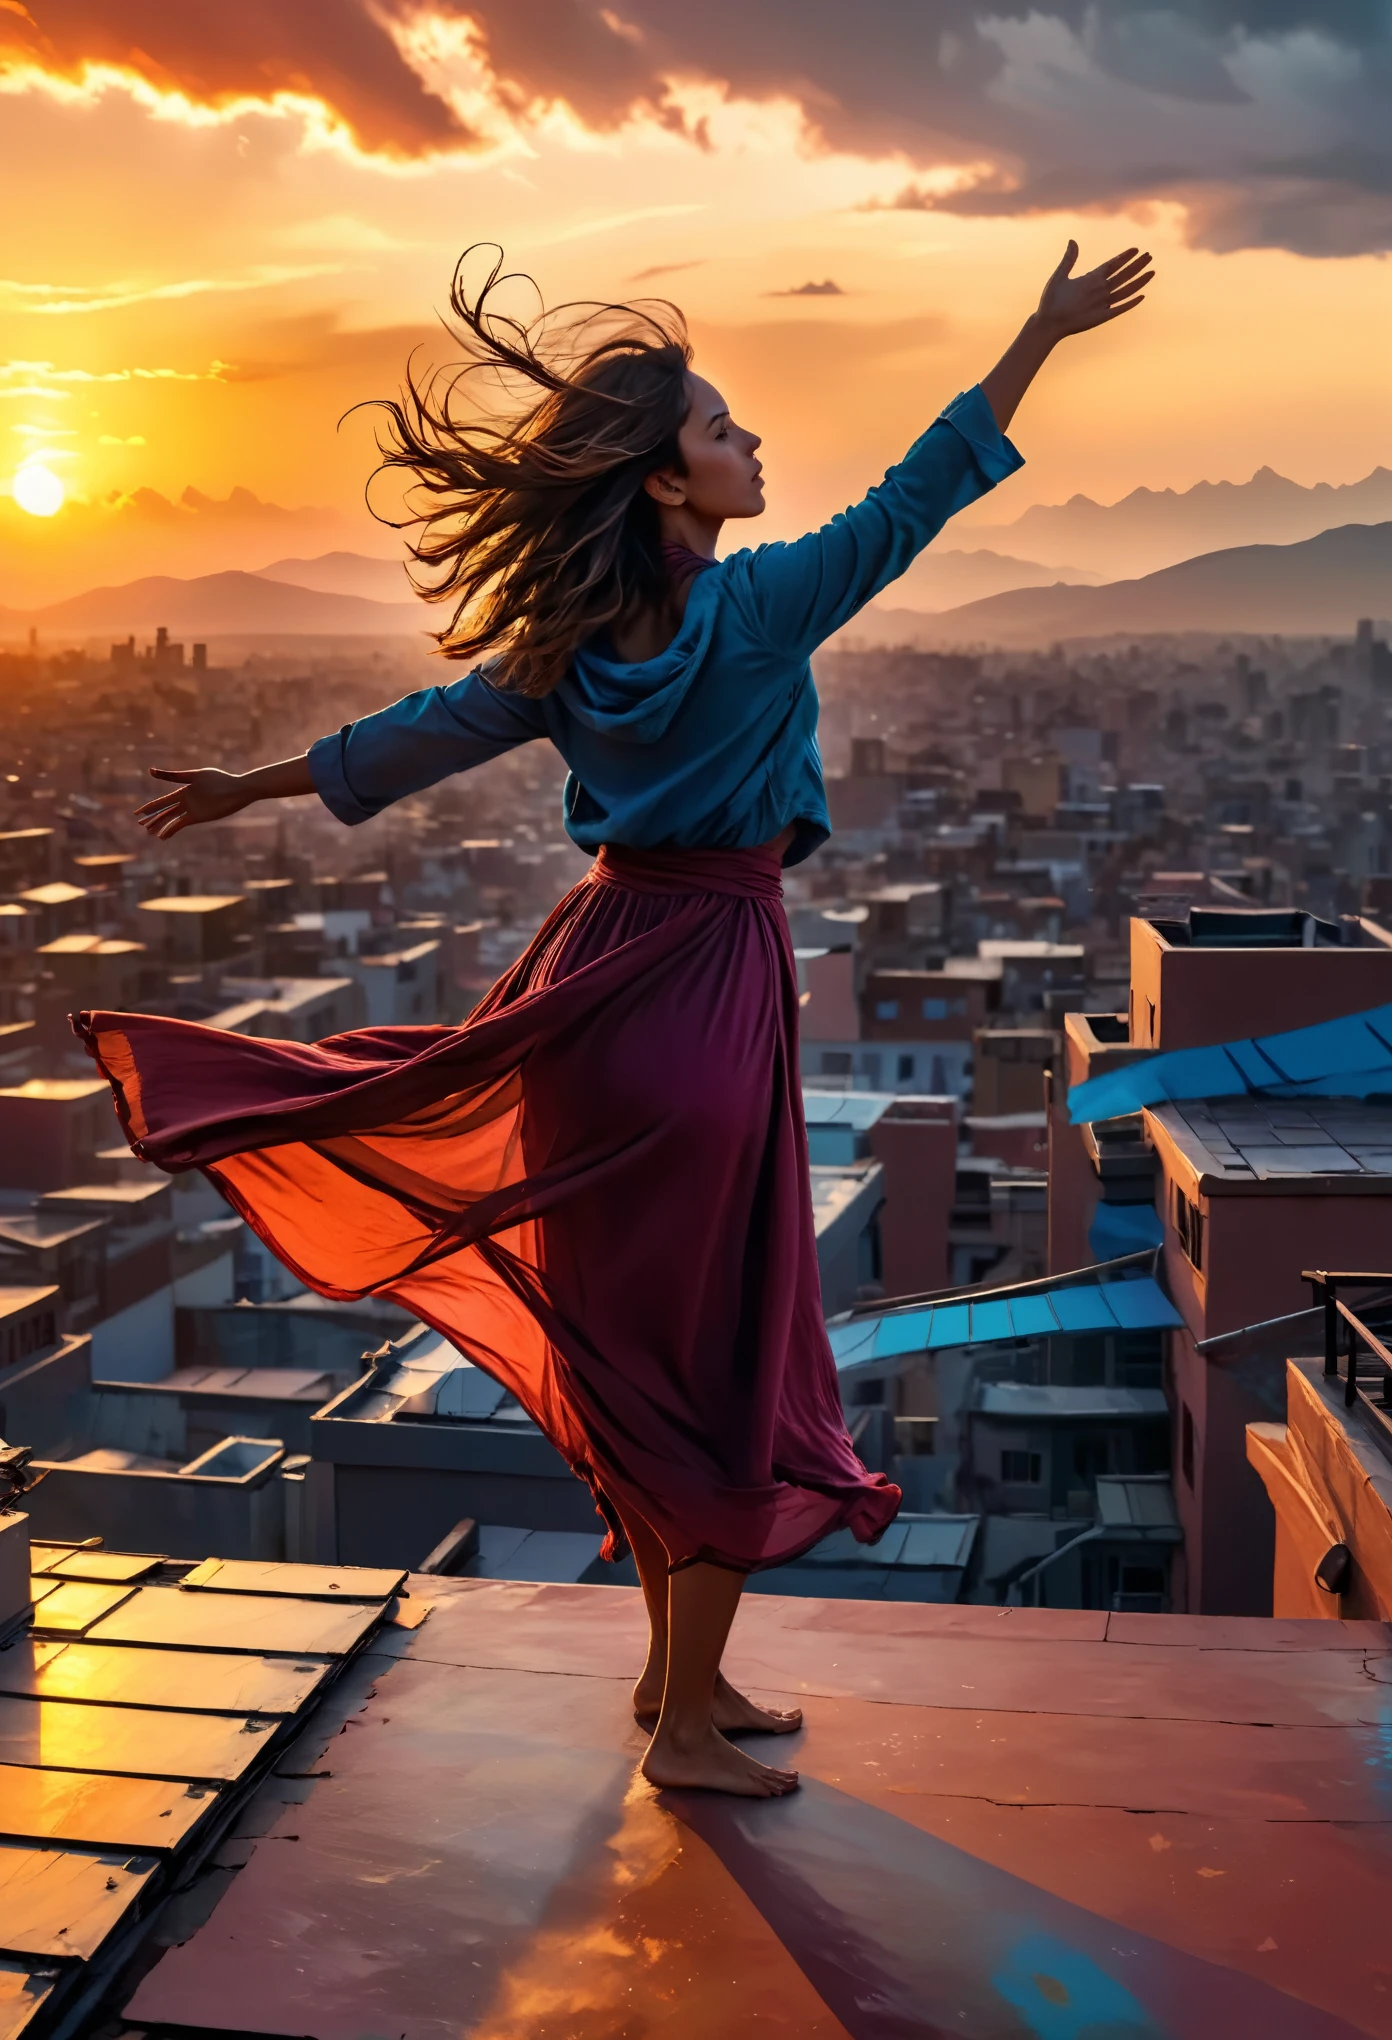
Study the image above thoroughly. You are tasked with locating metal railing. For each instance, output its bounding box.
[1302,1270,1392,1415]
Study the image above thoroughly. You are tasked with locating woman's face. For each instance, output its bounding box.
[647,372,764,522]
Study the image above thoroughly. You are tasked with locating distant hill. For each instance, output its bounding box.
[877,547,1100,611]
[10,521,1391,652]
[256,551,412,603]
[2,569,427,639]
[3,547,1093,644]
[957,467,1392,580]
[0,485,383,610]
[849,521,1392,648]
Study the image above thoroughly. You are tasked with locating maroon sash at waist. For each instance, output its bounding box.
[589,842,784,901]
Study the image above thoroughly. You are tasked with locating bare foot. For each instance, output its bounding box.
[634,1671,803,1737]
[642,1720,800,1797]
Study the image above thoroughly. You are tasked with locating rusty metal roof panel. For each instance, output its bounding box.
[0,1639,330,1717]
[0,1696,277,1783]
[0,1764,216,1850]
[0,1842,156,1958]
[0,1961,59,2040]
[180,1558,406,1602]
[29,1581,137,1637]
[0,1541,376,2038]
[29,1550,163,1584]
[88,1585,381,1657]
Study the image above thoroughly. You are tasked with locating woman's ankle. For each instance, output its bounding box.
[652,1706,715,1752]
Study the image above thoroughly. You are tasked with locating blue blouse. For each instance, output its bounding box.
[308,384,1023,867]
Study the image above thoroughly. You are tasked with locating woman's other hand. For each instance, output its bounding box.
[133,753,316,838]
[1036,241,1153,339]
[135,767,250,839]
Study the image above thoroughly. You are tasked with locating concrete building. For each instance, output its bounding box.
[808,1160,885,1315]
[16,880,93,945]
[804,1090,957,1297]
[337,938,443,1026]
[1148,1094,1392,1615]
[0,1207,106,1332]
[802,960,991,1098]
[1127,904,1392,1051]
[828,1248,1175,1599]
[39,1180,175,1382]
[972,1028,1059,1116]
[1052,905,1392,1615]
[1245,1276,1392,1622]
[137,893,253,970]
[0,1076,114,1193]
[35,933,150,1010]
[209,974,366,1042]
[0,823,56,891]
[829,1259,1183,1604]
[0,1282,60,1377]
[306,1326,603,1570]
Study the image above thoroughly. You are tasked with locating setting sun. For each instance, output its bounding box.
[12,463,65,517]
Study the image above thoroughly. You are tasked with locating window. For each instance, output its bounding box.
[922,997,967,1020]
[897,1054,915,1082]
[1000,1449,1042,1484]
[1174,1185,1204,1271]
[875,1000,900,1021]
[1181,1402,1195,1487]
[820,1050,852,1075]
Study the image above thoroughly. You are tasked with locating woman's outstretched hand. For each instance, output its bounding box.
[133,753,316,839]
[1036,240,1153,339]
[980,241,1156,433]
[135,767,251,840]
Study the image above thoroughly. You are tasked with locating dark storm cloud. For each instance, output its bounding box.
[6,0,1392,254]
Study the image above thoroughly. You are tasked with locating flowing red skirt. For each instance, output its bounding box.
[74,842,900,1572]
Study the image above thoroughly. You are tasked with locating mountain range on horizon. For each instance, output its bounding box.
[4,518,1391,652]
[955,464,1392,580]
[849,520,1392,650]
[0,568,425,640]
[5,461,1392,611]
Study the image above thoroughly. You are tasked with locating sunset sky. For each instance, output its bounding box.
[3,1,1391,603]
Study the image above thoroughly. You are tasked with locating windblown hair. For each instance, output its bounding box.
[365,246,693,697]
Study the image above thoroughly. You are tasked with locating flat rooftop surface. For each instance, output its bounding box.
[1152,1097,1392,1184]
[126,1582,1392,2039]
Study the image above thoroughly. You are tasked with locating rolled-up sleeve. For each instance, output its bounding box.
[308,668,547,826]
[730,384,1024,656]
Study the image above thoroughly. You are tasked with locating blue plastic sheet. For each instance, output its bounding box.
[925,1303,972,1349]
[1067,1001,1392,1125]
[1099,1277,1182,1330]
[1088,1200,1164,1260]
[832,1274,1180,1368]
[968,1298,1014,1343]
[872,1310,934,1360]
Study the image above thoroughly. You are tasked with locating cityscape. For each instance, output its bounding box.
[4,0,1392,2032]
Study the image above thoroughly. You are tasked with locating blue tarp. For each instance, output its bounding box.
[829,1274,1181,1370]
[1068,1001,1392,1125]
[1088,1200,1165,1260]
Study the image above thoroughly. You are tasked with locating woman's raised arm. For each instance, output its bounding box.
[730,240,1153,658]
[980,241,1153,433]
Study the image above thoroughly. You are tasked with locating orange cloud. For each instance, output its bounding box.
[0,2,468,155]
[5,3,1390,255]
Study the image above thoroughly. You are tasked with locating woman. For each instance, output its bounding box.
[79,240,1151,1799]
